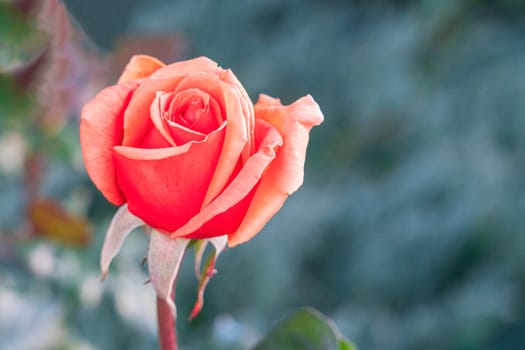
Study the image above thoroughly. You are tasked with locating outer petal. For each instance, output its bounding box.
[170,120,282,240]
[173,73,249,207]
[113,124,226,232]
[228,95,324,247]
[220,69,255,160]
[80,80,141,205]
[185,188,256,239]
[122,57,221,146]
[117,54,165,84]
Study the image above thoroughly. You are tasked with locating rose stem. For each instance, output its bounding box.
[157,296,178,350]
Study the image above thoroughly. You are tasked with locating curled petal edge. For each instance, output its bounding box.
[228,94,324,247]
[80,80,141,205]
[170,120,282,240]
[118,54,165,84]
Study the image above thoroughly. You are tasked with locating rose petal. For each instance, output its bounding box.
[173,73,249,207]
[80,80,140,205]
[150,91,208,146]
[220,69,255,160]
[122,57,220,146]
[148,229,190,318]
[185,92,223,135]
[113,124,226,232]
[117,54,165,84]
[184,188,256,239]
[139,125,174,149]
[100,204,145,280]
[151,90,215,145]
[166,120,207,144]
[254,94,282,108]
[150,91,177,146]
[228,95,324,247]
[169,89,218,133]
[170,120,282,239]
[253,94,323,192]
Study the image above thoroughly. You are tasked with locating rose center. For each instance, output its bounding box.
[177,98,205,127]
[150,89,224,146]
[163,89,221,135]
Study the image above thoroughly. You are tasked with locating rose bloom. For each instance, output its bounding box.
[81,55,323,247]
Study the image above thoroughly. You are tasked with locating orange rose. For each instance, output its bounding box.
[80,55,323,247]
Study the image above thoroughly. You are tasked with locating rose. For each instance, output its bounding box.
[80,55,323,247]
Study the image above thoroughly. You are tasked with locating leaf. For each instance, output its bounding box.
[0,3,48,67]
[253,307,356,350]
[0,75,33,121]
[338,339,357,350]
[27,198,91,247]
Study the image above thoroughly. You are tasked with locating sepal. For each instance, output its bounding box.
[100,204,144,280]
[189,235,227,320]
[148,230,190,319]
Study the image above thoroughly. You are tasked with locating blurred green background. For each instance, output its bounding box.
[1,0,525,349]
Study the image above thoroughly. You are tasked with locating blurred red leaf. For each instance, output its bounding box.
[28,198,91,247]
[12,0,39,18]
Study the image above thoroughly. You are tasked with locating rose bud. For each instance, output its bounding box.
[80,55,323,317]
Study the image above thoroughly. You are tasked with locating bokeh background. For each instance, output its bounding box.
[1,0,525,349]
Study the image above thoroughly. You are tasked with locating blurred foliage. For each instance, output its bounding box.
[254,308,355,350]
[0,2,36,65]
[0,74,32,123]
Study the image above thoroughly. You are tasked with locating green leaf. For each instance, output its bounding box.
[253,307,356,350]
[338,338,357,350]
[0,3,47,67]
[0,74,33,121]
